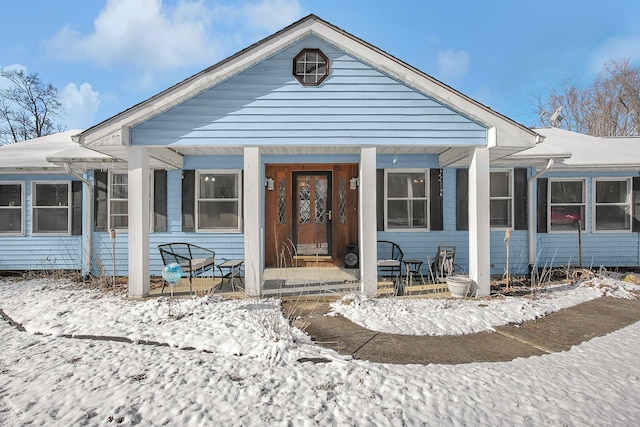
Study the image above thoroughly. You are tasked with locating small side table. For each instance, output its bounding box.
[217,260,244,291]
[403,259,426,288]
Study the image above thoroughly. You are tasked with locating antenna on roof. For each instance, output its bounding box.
[540,106,564,128]
[549,106,563,127]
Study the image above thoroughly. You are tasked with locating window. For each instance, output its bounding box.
[108,171,154,230]
[293,48,329,86]
[385,170,428,230]
[594,178,631,231]
[549,179,585,232]
[32,182,71,234]
[109,172,128,229]
[0,182,23,234]
[196,171,242,231]
[490,170,513,228]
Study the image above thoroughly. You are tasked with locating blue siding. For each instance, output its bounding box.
[0,173,83,271]
[377,162,453,265]
[91,168,244,276]
[131,35,486,147]
[534,171,640,270]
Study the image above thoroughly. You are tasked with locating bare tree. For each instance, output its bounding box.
[0,69,65,145]
[535,58,640,136]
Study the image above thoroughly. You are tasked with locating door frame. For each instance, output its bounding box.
[291,171,333,258]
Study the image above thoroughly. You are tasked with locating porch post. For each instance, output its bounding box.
[468,146,491,296]
[128,146,150,298]
[359,147,377,296]
[243,147,262,297]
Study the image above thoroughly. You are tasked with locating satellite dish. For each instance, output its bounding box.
[549,106,563,127]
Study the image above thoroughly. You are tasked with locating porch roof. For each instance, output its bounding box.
[73,15,540,169]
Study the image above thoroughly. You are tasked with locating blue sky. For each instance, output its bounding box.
[2,0,640,130]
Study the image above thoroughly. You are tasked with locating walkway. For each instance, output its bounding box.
[288,296,640,365]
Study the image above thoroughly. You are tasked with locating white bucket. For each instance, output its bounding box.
[446,275,473,298]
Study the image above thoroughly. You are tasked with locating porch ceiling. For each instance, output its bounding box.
[71,143,535,170]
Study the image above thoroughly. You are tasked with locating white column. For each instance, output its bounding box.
[243,147,262,297]
[128,146,151,298]
[468,146,491,296]
[359,147,377,296]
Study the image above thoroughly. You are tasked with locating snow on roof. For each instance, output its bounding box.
[525,127,640,171]
[0,130,112,172]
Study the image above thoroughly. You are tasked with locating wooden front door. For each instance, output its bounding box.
[293,172,331,256]
[264,164,358,267]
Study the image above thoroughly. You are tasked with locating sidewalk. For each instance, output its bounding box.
[290,296,640,365]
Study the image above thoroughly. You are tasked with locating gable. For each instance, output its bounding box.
[78,14,538,163]
[131,36,486,148]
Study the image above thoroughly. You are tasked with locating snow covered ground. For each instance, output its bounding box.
[1,276,639,425]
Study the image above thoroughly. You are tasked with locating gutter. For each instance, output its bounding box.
[64,163,93,277]
[528,159,554,268]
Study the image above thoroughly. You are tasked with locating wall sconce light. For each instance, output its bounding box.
[265,177,275,190]
[349,177,359,189]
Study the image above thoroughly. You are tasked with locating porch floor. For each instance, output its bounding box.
[148,268,451,298]
[149,277,244,299]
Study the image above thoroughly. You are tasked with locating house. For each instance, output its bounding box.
[67,14,542,298]
[6,16,635,299]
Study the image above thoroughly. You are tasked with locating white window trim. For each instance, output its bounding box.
[383,169,430,232]
[195,169,243,233]
[548,178,586,234]
[31,181,72,236]
[490,169,514,230]
[0,181,24,236]
[107,171,154,232]
[592,177,632,234]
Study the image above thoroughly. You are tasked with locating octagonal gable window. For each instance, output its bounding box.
[293,48,329,86]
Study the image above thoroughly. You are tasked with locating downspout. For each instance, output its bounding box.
[528,159,554,268]
[64,163,93,277]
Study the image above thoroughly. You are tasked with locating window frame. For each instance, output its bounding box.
[0,181,24,236]
[31,181,72,235]
[107,171,154,232]
[292,48,330,86]
[489,169,514,229]
[195,169,243,233]
[548,178,586,233]
[383,169,430,232]
[592,177,632,233]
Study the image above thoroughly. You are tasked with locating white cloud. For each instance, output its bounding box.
[0,63,27,73]
[0,64,28,90]
[60,83,101,129]
[47,0,304,75]
[435,49,471,82]
[48,0,220,72]
[588,35,640,74]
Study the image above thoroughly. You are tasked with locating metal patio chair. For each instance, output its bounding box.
[430,245,456,282]
[158,243,216,294]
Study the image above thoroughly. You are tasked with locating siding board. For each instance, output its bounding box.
[132,36,485,147]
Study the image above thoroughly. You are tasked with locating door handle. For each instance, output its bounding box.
[327,210,332,221]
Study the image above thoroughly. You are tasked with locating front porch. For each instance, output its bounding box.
[149,266,452,298]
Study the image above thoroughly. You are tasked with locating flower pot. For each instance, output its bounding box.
[446,275,473,298]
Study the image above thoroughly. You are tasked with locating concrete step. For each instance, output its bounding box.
[262,281,360,297]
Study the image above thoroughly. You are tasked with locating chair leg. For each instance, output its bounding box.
[394,274,404,296]
[188,275,193,295]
